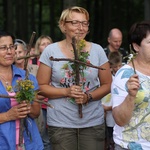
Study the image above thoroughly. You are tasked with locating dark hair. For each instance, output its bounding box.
[108,51,122,66]
[0,30,15,43]
[128,21,150,50]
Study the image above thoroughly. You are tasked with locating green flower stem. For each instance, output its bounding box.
[131,59,136,74]
[129,44,136,74]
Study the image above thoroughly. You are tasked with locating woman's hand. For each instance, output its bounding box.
[127,74,140,98]
[67,85,87,104]
[6,101,31,121]
[113,74,140,126]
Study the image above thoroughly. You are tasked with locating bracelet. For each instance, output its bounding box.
[88,93,93,102]
[85,92,93,104]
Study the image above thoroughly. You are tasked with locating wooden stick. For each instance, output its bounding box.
[50,38,106,118]
[71,37,82,118]
[34,99,54,108]
[24,32,36,78]
[17,54,40,60]
[0,94,54,108]
[50,57,105,70]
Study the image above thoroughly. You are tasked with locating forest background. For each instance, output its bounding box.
[0,0,150,51]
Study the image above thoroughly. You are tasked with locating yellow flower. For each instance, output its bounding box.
[15,79,36,103]
[6,85,13,92]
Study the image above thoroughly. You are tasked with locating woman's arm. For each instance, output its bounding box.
[112,74,139,126]
[88,62,112,101]
[37,63,84,100]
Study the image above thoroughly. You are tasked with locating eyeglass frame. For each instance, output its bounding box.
[0,45,17,52]
[65,20,89,27]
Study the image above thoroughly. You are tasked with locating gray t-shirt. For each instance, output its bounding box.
[40,42,108,128]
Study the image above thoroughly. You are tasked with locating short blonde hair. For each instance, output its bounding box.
[58,6,89,33]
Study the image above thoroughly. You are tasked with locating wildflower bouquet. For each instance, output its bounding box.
[72,39,89,71]
[62,39,89,77]
[15,79,35,103]
[50,38,105,118]
[14,78,36,146]
[61,39,90,118]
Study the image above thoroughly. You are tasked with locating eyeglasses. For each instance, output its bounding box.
[65,20,89,27]
[0,45,17,52]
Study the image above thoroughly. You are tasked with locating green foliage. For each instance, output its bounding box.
[62,39,89,75]
[0,0,145,47]
[15,79,35,103]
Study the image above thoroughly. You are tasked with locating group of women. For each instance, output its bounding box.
[0,5,150,150]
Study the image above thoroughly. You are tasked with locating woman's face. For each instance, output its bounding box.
[39,38,52,53]
[0,36,15,67]
[63,12,89,40]
[136,33,150,59]
[15,44,26,64]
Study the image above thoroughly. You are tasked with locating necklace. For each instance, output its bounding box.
[0,74,13,92]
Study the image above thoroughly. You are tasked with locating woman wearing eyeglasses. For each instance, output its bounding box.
[37,6,112,150]
[0,30,43,150]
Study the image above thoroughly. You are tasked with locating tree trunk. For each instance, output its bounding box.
[63,0,77,8]
[144,0,150,20]
[3,0,14,33]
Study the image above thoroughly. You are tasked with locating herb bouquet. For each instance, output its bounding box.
[50,38,105,117]
[14,78,36,147]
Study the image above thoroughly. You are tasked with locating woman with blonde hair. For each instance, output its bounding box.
[37,6,112,150]
[35,35,53,55]
[32,35,53,150]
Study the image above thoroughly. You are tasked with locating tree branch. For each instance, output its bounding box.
[50,57,106,70]
[17,54,40,60]
[0,94,54,108]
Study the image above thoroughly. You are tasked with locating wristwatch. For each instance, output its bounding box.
[88,93,93,102]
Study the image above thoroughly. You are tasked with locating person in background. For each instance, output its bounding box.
[34,35,53,150]
[14,39,27,69]
[29,43,38,65]
[28,35,53,77]
[0,30,43,149]
[35,35,53,55]
[37,6,112,150]
[102,51,122,150]
[27,43,39,77]
[14,38,51,149]
[104,28,128,64]
[111,21,150,150]
[108,51,122,76]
